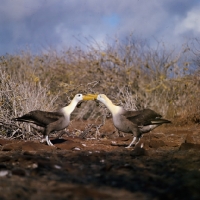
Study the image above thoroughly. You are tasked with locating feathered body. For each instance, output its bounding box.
[14,109,70,130]
[97,94,171,148]
[12,94,95,146]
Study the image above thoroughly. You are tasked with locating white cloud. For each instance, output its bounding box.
[174,7,200,35]
[0,0,200,55]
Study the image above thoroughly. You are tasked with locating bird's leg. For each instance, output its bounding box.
[40,135,54,146]
[46,135,54,146]
[139,135,144,148]
[126,126,141,148]
[41,126,55,146]
[40,135,52,145]
[125,137,140,148]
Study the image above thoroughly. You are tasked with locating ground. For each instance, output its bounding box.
[0,120,200,200]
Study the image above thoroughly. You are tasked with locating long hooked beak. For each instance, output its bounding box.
[82,94,98,100]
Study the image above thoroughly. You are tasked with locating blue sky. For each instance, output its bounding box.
[0,0,200,55]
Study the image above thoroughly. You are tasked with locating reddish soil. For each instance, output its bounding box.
[0,120,200,200]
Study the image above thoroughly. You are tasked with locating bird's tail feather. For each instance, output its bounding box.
[12,117,29,122]
[151,119,171,124]
[12,117,43,126]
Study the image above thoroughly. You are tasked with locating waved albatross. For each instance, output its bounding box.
[93,94,171,148]
[12,94,95,146]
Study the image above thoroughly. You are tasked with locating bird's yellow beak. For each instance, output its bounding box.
[82,94,98,100]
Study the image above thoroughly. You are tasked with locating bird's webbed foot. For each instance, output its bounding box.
[40,136,55,146]
[125,136,140,148]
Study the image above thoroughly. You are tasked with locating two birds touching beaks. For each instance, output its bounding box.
[12,94,171,148]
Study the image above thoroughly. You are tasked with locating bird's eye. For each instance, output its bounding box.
[78,94,81,97]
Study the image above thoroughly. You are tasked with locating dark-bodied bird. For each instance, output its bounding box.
[12,94,96,146]
[93,94,171,148]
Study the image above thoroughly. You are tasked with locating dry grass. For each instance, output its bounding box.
[0,37,200,139]
[0,68,58,139]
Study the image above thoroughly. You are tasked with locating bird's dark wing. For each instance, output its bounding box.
[123,109,163,126]
[123,110,146,118]
[13,110,63,127]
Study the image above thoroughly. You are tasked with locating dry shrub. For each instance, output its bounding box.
[0,36,199,141]
[0,67,58,139]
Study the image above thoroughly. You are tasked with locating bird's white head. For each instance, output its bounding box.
[97,94,108,105]
[74,94,84,102]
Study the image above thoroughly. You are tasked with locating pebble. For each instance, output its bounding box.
[0,170,9,177]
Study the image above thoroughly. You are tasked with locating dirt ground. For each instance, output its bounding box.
[0,120,200,200]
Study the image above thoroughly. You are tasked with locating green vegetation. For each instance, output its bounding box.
[0,37,200,139]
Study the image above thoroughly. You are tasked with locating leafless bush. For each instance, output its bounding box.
[0,68,58,139]
[0,35,199,137]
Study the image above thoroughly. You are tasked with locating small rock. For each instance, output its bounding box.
[29,163,38,169]
[54,165,62,169]
[0,170,9,177]
[73,147,81,151]
[100,159,105,163]
[111,141,117,145]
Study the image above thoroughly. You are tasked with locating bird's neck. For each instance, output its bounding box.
[61,99,78,116]
[104,99,124,116]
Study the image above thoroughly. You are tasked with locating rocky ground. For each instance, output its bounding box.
[0,120,200,200]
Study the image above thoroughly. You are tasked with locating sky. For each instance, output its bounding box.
[0,0,200,55]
